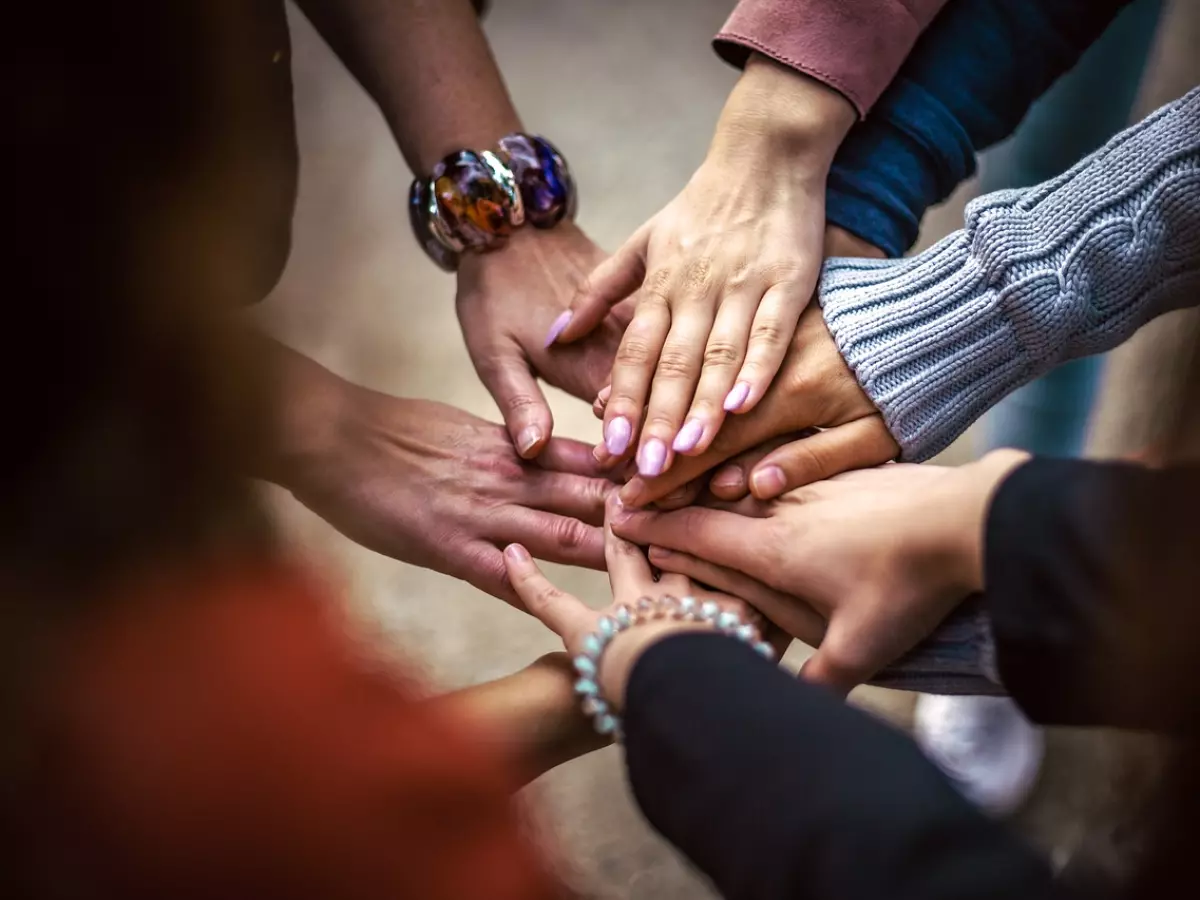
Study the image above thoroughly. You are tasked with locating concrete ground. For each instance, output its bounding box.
[258,1,1199,895]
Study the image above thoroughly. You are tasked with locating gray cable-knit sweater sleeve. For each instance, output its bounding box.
[819,87,1200,462]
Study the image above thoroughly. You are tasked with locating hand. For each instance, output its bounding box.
[617,304,899,507]
[695,224,890,501]
[457,223,634,458]
[552,56,855,479]
[501,496,786,710]
[611,451,1031,693]
[267,344,612,605]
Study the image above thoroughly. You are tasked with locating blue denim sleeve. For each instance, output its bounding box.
[826,0,1132,257]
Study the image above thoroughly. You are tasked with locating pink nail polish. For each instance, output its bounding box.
[605,416,632,455]
[672,419,704,453]
[723,381,751,412]
[544,310,573,347]
[638,438,667,478]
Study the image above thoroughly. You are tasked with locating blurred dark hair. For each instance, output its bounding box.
[2,2,276,595]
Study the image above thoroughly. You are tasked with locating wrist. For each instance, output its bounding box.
[956,449,1033,591]
[260,341,348,490]
[709,53,855,172]
[456,219,583,282]
[598,621,713,711]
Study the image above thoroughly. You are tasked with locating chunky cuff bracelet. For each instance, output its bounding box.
[572,595,773,742]
[409,133,575,271]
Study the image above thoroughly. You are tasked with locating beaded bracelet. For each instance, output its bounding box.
[572,595,774,742]
[409,133,575,271]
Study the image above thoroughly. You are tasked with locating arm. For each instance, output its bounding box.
[294,0,624,459]
[294,0,518,173]
[502,501,1059,900]
[826,0,1134,256]
[819,87,1200,461]
[622,634,1061,900]
[437,653,606,785]
[986,458,1200,732]
[712,0,950,118]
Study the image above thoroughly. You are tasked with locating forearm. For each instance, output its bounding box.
[987,458,1200,733]
[296,0,520,172]
[708,54,855,171]
[826,0,1132,256]
[248,333,346,489]
[713,0,949,117]
[438,654,607,786]
[622,633,1058,899]
[819,87,1200,461]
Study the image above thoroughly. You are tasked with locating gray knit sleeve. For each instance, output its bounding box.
[818,87,1200,462]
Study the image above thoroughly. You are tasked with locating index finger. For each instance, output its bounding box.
[619,383,821,507]
[609,502,773,577]
[605,495,657,603]
[503,544,594,641]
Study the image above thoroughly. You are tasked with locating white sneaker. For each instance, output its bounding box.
[913,695,1045,817]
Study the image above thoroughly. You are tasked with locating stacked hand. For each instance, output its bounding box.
[457,223,635,458]
[267,342,614,605]
[503,496,795,709]
[549,56,856,481]
[610,451,1029,694]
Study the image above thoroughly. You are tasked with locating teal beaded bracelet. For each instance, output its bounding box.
[572,595,773,741]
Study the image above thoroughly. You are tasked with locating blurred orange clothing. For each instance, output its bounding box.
[16,563,564,900]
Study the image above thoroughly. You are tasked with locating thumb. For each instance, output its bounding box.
[798,618,872,697]
[478,347,555,459]
[503,544,593,648]
[554,227,649,344]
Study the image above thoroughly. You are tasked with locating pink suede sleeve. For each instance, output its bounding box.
[713,0,950,117]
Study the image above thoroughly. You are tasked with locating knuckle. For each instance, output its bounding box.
[680,258,715,295]
[616,335,656,369]
[503,392,540,414]
[759,261,806,284]
[655,345,695,380]
[644,412,681,433]
[702,340,741,369]
[781,441,829,484]
[641,268,673,305]
[553,517,592,552]
[530,581,566,610]
[724,260,753,290]
[749,317,788,349]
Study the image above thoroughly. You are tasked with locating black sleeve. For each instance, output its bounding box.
[622,633,1060,900]
[986,458,1200,732]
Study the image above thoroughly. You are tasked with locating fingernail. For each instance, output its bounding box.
[649,545,672,559]
[544,310,573,347]
[724,381,751,412]
[505,544,530,562]
[638,438,667,478]
[597,384,612,405]
[672,418,704,453]
[660,487,688,503]
[751,465,786,498]
[592,443,607,464]
[710,465,744,489]
[517,425,543,456]
[605,416,632,455]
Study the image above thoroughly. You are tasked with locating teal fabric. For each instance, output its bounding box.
[980,0,1164,457]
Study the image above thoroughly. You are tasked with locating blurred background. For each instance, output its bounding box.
[257,1,1200,895]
